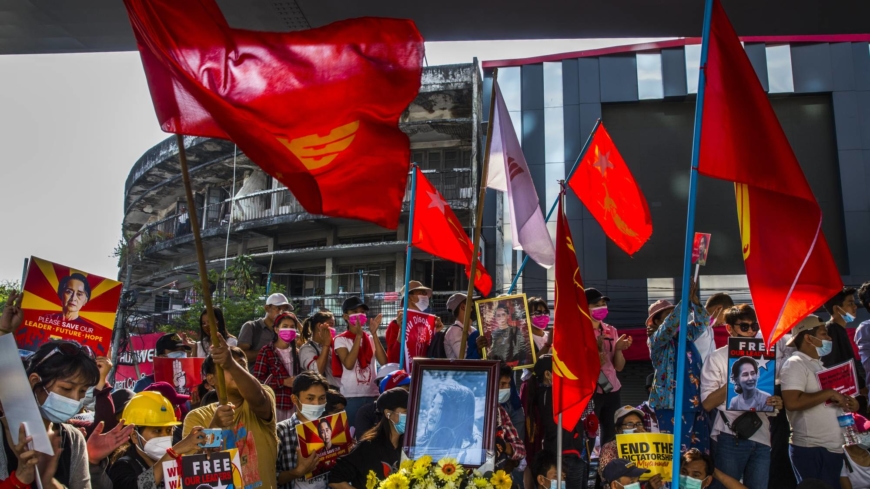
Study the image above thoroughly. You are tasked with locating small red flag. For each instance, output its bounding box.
[698,0,843,346]
[124,0,424,230]
[552,192,599,430]
[411,168,492,296]
[568,124,652,256]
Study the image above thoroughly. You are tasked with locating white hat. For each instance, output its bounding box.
[266,293,291,308]
[376,363,401,382]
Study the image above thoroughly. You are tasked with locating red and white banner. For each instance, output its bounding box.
[403,309,436,369]
[113,332,163,390]
[154,357,204,397]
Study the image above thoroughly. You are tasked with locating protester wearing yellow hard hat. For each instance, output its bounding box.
[107,391,207,489]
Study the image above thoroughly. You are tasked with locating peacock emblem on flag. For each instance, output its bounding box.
[277,120,360,171]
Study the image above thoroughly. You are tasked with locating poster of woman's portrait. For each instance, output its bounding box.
[475,294,536,369]
[404,360,499,468]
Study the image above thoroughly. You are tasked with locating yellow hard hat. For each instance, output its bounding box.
[122,392,181,427]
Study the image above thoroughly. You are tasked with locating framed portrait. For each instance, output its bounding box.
[405,359,500,468]
[475,294,536,369]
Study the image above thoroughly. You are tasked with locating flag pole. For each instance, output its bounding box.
[459,68,499,359]
[399,164,419,370]
[556,413,563,489]
[507,119,601,294]
[673,0,714,482]
[175,134,228,405]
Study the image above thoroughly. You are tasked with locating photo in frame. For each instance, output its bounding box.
[475,294,536,369]
[405,359,500,468]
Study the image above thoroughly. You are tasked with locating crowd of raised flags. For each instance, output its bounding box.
[0,0,863,487]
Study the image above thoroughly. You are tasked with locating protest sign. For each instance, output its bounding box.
[0,334,51,455]
[403,310,436,369]
[817,359,859,406]
[692,233,712,266]
[17,256,122,355]
[296,412,353,478]
[727,337,775,412]
[114,332,163,390]
[616,433,674,482]
[163,449,243,489]
[154,357,204,397]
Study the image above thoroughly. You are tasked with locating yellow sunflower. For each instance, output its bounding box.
[382,473,410,489]
[473,477,490,489]
[434,457,463,482]
[411,464,429,481]
[366,471,380,489]
[490,470,512,489]
[414,455,433,469]
[400,460,415,471]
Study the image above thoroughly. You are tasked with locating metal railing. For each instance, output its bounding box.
[129,169,474,252]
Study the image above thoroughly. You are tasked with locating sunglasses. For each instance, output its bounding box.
[734,322,760,333]
[32,342,95,370]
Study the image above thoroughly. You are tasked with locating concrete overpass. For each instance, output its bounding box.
[2,0,869,55]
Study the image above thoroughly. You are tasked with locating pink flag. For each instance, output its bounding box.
[486,80,555,268]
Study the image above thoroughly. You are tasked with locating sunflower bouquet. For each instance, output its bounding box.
[366,456,512,489]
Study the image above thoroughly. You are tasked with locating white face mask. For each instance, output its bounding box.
[679,475,708,489]
[622,483,641,489]
[415,295,430,311]
[498,388,511,404]
[299,402,326,420]
[166,351,186,359]
[622,428,637,434]
[141,435,173,461]
[548,479,566,489]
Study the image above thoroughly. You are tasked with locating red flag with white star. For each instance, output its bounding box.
[567,124,652,256]
[411,168,493,296]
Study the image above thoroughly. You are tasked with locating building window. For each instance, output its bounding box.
[276,239,327,250]
[412,148,472,171]
[637,52,664,100]
[685,44,702,95]
[766,44,795,93]
[338,234,397,245]
[337,264,396,294]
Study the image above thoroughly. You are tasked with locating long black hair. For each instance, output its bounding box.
[303,311,334,342]
[274,312,301,376]
[200,308,231,351]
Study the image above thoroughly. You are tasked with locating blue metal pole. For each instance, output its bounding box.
[507,119,601,294]
[399,165,419,370]
[672,0,714,482]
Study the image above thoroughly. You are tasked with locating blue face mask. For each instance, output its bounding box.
[391,412,407,434]
[39,388,85,424]
[811,336,833,357]
[166,351,187,359]
[679,475,707,489]
[548,479,566,489]
[844,312,856,323]
[82,386,96,412]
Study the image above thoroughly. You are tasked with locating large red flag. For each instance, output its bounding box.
[568,123,652,256]
[698,0,842,346]
[411,168,492,296]
[552,192,599,430]
[124,0,424,230]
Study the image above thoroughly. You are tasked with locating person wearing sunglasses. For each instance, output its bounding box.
[700,304,782,489]
[3,339,135,489]
[596,406,663,489]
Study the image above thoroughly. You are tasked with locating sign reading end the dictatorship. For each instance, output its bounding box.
[615,433,674,482]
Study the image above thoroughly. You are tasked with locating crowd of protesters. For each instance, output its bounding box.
[4,279,870,489]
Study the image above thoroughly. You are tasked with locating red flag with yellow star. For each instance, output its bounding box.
[567,124,652,256]
[697,0,842,346]
[552,191,599,430]
[124,0,424,229]
[411,168,492,296]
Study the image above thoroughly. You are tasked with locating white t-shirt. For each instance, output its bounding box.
[333,334,379,398]
[700,346,773,446]
[781,351,845,452]
[445,322,464,359]
[842,448,870,489]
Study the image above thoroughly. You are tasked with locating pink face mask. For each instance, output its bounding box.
[329,327,337,338]
[278,329,297,343]
[590,306,609,321]
[349,313,367,327]
[531,316,550,329]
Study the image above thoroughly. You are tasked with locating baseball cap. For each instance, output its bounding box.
[266,293,292,308]
[376,363,401,382]
[379,370,411,394]
[602,459,650,483]
[342,296,369,314]
[156,333,191,355]
[585,288,610,304]
[614,405,645,425]
[144,381,191,406]
[786,315,826,346]
[446,293,468,312]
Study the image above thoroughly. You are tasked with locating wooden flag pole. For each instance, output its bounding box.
[459,68,499,360]
[175,134,228,405]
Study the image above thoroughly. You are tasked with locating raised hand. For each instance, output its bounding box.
[368,314,383,336]
[614,334,633,351]
[210,403,236,428]
[211,333,234,369]
[87,420,136,463]
[11,423,39,484]
[0,290,24,335]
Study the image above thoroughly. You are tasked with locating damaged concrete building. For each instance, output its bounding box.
[121,61,503,320]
